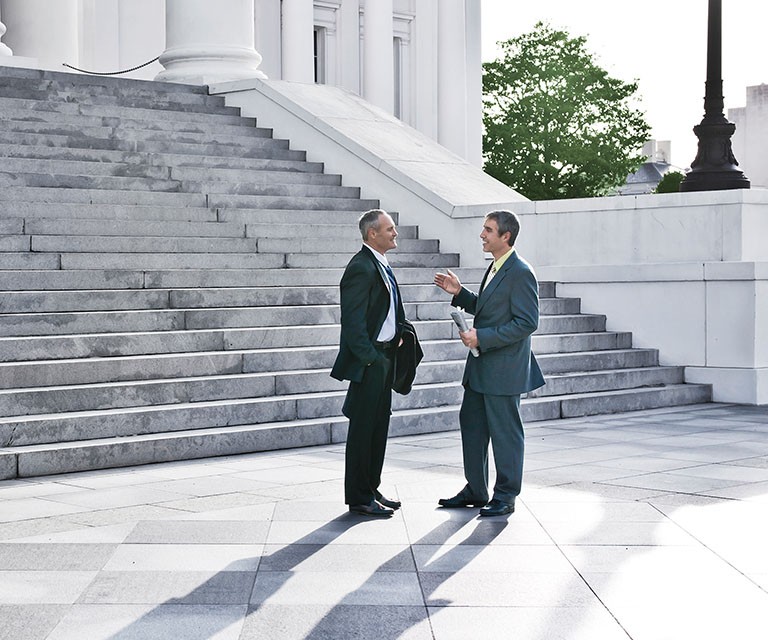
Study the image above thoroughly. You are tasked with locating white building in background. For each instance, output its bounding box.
[0,0,482,166]
[729,84,768,189]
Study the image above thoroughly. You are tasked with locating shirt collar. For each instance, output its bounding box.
[363,242,389,267]
[492,247,515,272]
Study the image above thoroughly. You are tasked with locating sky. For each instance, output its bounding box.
[480,0,768,168]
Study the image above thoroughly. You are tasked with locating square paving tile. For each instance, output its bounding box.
[251,571,423,606]
[240,604,432,640]
[124,520,269,545]
[77,571,255,605]
[0,604,69,640]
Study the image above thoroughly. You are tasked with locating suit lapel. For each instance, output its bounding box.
[476,252,517,314]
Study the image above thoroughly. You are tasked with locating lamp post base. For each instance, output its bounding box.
[680,121,750,192]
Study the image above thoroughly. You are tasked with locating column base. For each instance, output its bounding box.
[155,45,267,85]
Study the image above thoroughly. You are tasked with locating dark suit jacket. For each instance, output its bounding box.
[452,251,545,396]
[331,246,405,384]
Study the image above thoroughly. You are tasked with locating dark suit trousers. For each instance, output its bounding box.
[343,345,395,505]
[458,386,525,504]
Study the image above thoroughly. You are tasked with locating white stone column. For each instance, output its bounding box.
[156,0,266,85]
[0,5,13,56]
[437,0,468,159]
[281,0,314,83]
[1,0,78,70]
[362,0,394,113]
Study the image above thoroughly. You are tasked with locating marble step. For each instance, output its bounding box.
[0,187,207,206]
[0,84,235,114]
[0,130,307,161]
[0,158,339,185]
[0,267,491,292]
[0,365,685,419]
[0,346,658,390]
[0,66,210,96]
[0,386,712,479]
[0,143,324,172]
[0,328,632,362]
[0,302,605,337]
[0,97,254,127]
[0,119,282,147]
[0,286,571,313]
[0,202,218,223]
[22,218,246,239]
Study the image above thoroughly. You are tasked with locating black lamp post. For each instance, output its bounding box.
[679,0,750,191]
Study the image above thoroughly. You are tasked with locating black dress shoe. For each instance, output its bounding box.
[479,499,515,517]
[438,493,488,508]
[375,494,402,510]
[349,500,394,517]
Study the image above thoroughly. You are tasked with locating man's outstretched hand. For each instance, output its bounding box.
[434,269,461,296]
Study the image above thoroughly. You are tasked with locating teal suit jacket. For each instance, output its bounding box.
[452,251,545,396]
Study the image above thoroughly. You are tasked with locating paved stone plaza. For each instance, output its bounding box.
[1,403,767,640]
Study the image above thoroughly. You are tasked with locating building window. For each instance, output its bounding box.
[314,26,326,84]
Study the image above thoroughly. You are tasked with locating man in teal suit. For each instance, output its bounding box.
[434,210,545,516]
[331,209,406,517]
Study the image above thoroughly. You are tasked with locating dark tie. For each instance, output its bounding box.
[384,264,399,308]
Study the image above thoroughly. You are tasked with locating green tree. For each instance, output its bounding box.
[654,170,685,193]
[483,22,651,200]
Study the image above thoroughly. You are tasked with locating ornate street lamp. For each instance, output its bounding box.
[679,0,750,191]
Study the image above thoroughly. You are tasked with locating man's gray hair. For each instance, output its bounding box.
[358,209,386,241]
[485,210,520,247]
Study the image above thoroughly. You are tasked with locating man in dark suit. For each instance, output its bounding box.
[331,209,406,517]
[434,210,545,516]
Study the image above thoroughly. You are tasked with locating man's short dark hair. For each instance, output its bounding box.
[485,210,520,246]
[358,209,386,241]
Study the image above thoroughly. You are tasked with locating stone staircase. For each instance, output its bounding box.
[0,67,711,480]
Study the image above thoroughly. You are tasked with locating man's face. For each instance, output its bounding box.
[480,218,510,256]
[367,213,398,254]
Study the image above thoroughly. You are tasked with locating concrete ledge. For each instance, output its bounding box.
[685,367,768,405]
[514,189,768,267]
[208,79,527,267]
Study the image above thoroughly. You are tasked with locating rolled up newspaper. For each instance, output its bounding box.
[450,310,480,357]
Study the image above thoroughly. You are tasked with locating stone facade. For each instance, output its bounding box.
[0,0,482,166]
[730,84,768,189]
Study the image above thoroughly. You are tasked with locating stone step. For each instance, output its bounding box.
[0,253,60,270]
[0,202,218,223]
[0,143,324,173]
[0,267,489,292]
[182,181,360,199]
[0,83,235,114]
[529,366,685,397]
[3,375,700,446]
[219,209,376,225]
[0,386,712,479]
[0,158,335,186]
[0,187,207,206]
[0,171,182,193]
[0,120,282,147]
[169,166,339,185]
[0,335,653,387]
[0,328,635,374]
[0,97,254,127]
[22,218,245,239]
[0,66,210,96]
[208,194,380,211]
[0,302,593,340]
[57,252,287,271]
[0,365,684,419]
[0,130,307,161]
[0,285,569,314]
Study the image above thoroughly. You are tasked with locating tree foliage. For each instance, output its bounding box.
[483,23,651,200]
[654,170,685,193]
